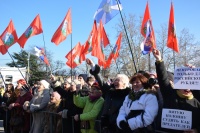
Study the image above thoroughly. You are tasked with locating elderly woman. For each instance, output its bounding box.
[50,76,83,133]
[43,91,61,133]
[23,80,50,133]
[86,58,131,133]
[117,74,158,133]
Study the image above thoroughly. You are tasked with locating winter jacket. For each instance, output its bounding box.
[155,61,200,133]
[117,92,158,131]
[11,91,33,132]
[29,89,50,133]
[90,64,131,132]
[55,86,82,133]
[74,94,104,133]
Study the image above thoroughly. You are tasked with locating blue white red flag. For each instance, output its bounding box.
[94,0,122,25]
[140,21,153,55]
[34,46,50,65]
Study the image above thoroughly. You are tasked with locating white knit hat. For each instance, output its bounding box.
[40,80,50,89]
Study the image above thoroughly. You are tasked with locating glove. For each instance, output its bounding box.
[119,120,132,133]
[21,84,29,92]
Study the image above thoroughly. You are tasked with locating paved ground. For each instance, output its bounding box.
[0,120,4,133]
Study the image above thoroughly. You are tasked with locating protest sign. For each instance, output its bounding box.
[174,67,200,90]
[161,108,192,130]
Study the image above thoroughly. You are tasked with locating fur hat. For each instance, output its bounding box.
[167,71,174,82]
[40,80,50,89]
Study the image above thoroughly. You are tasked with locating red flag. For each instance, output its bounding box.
[18,14,43,48]
[91,20,106,63]
[65,42,81,60]
[104,33,122,68]
[66,58,80,68]
[82,20,97,55]
[51,8,72,45]
[79,44,86,63]
[0,20,18,55]
[140,2,156,54]
[102,24,110,47]
[66,42,82,68]
[167,3,179,53]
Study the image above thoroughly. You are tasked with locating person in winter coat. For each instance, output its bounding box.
[73,83,104,133]
[23,80,50,133]
[2,79,26,133]
[117,74,158,133]
[43,91,61,133]
[152,49,200,133]
[8,84,32,133]
[86,58,131,133]
[53,78,83,133]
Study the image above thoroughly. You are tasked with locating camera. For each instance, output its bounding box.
[148,78,158,86]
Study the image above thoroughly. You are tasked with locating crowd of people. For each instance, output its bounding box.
[0,48,199,133]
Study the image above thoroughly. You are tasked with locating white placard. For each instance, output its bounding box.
[174,67,200,90]
[161,108,192,130]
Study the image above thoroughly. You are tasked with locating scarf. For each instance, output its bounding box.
[128,89,147,101]
[89,93,102,102]
[176,90,194,100]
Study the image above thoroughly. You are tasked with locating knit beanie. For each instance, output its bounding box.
[78,74,88,82]
[40,80,50,89]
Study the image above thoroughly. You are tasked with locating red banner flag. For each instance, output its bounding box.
[167,3,179,53]
[66,42,82,68]
[0,20,18,55]
[82,20,97,55]
[140,2,156,55]
[91,20,106,63]
[18,14,43,48]
[104,33,122,68]
[65,42,81,60]
[51,8,72,45]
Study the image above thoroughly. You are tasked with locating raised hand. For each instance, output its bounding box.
[86,58,94,66]
[152,49,162,61]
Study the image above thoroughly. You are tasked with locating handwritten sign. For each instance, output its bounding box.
[161,109,192,130]
[174,67,200,90]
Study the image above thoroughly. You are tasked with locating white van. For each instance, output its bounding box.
[0,67,27,88]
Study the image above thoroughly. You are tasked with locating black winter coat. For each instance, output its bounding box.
[155,61,200,133]
[90,65,131,133]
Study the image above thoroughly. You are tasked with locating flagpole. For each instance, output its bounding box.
[148,53,151,72]
[116,0,138,73]
[42,33,51,75]
[130,36,140,70]
[70,33,73,80]
[108,44,120,73]
[4,46,28,84]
